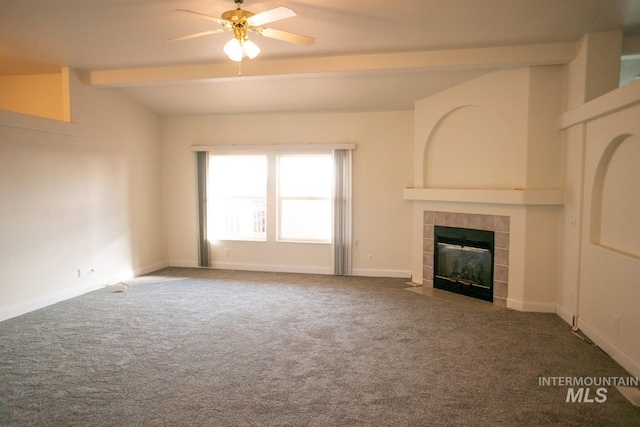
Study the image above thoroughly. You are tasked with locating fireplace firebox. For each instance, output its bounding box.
[434,226,494,302]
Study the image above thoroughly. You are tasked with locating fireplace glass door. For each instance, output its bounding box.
[434,226,494,302]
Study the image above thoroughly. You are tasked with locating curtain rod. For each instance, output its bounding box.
[189,143,356,152]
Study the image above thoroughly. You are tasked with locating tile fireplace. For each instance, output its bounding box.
[423,211,510,307]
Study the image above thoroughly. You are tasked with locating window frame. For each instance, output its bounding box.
[207,154,268,242]
[276,153,334,244]
[197,144,355,248]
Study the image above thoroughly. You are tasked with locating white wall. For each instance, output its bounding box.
[0,70,166,321]
[410,66,564,309]
[424,105,514,189]
[163,112,414,277]
[414,68,530,189]
[555,31,640,376]
[577,100,640,377]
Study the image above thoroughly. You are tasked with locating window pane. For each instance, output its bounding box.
[210,155,267,198]
[208,155,267,241]
[279,155,333,198]
[280,200,332,242]
[209,198,266,241]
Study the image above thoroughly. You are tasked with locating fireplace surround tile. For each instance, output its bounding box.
[495,232,510,250]
[422,210,510,304]
[423,252,433,267]
[423,238,434,253]
[495,248,509,265]
[467,214,495,231]
[493,297,507,307]
[495,215,510,232]
[494,281,508,298]
[494,264,509,282]
[423,266,434,283]
[444,212,466,228]
[433,211,445,226]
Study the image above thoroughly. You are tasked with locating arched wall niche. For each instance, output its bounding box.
[422,105,515,189]
[591,134,640,259]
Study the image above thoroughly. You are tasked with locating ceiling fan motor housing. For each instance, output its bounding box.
[221,8,254,24]
[222,6,254,42]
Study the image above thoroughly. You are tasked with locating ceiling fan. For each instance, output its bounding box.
[167,0,315,62]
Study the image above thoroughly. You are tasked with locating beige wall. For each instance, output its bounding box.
[410,66,563,310]
[414,68,529,189]
[415,66,564,191]
[163,112,414,277]
[578,101,640,377]
[555,31,640,376]
[0,70,166,320]
[0,71,70,121]
[424,105,514,189]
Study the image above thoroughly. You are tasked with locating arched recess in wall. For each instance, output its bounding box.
[591,134,640,259]
[423,105,514,189]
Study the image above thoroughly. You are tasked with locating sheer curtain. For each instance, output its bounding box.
[196,152,211,267]
[332,149,352,275]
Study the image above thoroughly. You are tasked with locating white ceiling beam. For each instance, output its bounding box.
[87,42,577,88]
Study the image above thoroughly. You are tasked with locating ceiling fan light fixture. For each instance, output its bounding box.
[170,1,314,64]
[223,38,244,62]
[243,39,261,59]
[223,36,260,62]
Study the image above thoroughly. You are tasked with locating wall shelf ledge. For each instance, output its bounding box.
[0,109,77,137]
[403,188,564,206]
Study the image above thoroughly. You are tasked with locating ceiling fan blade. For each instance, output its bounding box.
[165,29,228,42]
[174,9,230,26]
[256,27,315,46]
[247,7,296,27]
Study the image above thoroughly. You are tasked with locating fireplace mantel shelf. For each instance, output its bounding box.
[404,188,564,206]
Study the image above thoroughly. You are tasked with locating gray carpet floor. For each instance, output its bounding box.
[1,267,639,426]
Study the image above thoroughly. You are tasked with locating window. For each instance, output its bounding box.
[196,145,353,273]
[208,155,267,241]
[277,154,333,243]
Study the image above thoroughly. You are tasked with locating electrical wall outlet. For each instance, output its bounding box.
[78,268,96,278]
[224,248,230,257]
[613,316,620,332]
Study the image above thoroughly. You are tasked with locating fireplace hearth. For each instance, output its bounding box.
[434,226,494,302]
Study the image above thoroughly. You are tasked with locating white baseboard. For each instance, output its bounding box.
[211,261,333,275]
[133,261,169,276]
[107,261,171,284]
[168,261,411,279]
[0,260,170,323]
[168,260,200,268]
[555,303,575,326]
[0,281,102,323]
[507,298,556,313]
[578,317,640,378]
[351,268,412,278]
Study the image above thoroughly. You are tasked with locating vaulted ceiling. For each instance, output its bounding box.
[2,0,640,115]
